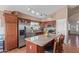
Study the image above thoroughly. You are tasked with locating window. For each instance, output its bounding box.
[30,22,40,30]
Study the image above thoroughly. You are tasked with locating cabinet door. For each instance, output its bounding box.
[5,23,17,51]
[26,40,44,53]
[5,35,17,51]
[26,41,37,53]
[4,13,17,23]
[6,23,17,35]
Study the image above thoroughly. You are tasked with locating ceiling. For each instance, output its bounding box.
[0,5,65,19]
[68,5,78,8]
[68,5,79,24]
[68,5,79,17]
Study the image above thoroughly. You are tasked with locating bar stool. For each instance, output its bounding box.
[53,34,64,53]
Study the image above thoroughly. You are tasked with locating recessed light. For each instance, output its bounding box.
[27,8,31,11]
[31,10,35,14]
[36,12,40,15]
[77,21,79,23]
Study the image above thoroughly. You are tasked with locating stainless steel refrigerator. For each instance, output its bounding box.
[18,20,26,48]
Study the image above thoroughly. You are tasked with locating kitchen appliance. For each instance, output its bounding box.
[18,20,26,48]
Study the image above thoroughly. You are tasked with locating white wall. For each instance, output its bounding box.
[0,23,5,34]
[56,19,68,44]
[0,11,5,40]
[51,6,68,44]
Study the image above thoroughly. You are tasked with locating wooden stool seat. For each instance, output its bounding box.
[53,34,64,53]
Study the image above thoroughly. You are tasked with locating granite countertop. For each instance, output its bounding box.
[25,34,56,46]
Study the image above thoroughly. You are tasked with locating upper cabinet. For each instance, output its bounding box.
[4,13,17,23]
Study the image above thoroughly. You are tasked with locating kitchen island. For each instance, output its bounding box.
[25,34,56,53]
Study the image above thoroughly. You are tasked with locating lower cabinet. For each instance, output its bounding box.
[26,40,44,53]
[5,35,17,51]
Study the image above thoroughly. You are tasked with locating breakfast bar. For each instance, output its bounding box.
[25,34,56,53]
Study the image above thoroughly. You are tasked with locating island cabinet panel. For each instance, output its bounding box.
[26,40,44,53]
[4,13,18,51]
[37,46,44,53]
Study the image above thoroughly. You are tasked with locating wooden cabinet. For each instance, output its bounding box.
[35,32,43,35]
[4,13,18,51]
[40,21,56,28]
[4,13,17,23]
[26,40,44,53]
[5,23,17,51]
[6,23,17,35]
[5,35,17,51]
[26,40,37,53]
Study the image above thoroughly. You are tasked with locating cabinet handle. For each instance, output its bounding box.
[30,45,32,49]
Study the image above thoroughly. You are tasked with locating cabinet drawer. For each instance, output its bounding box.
[26,41,37,53]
